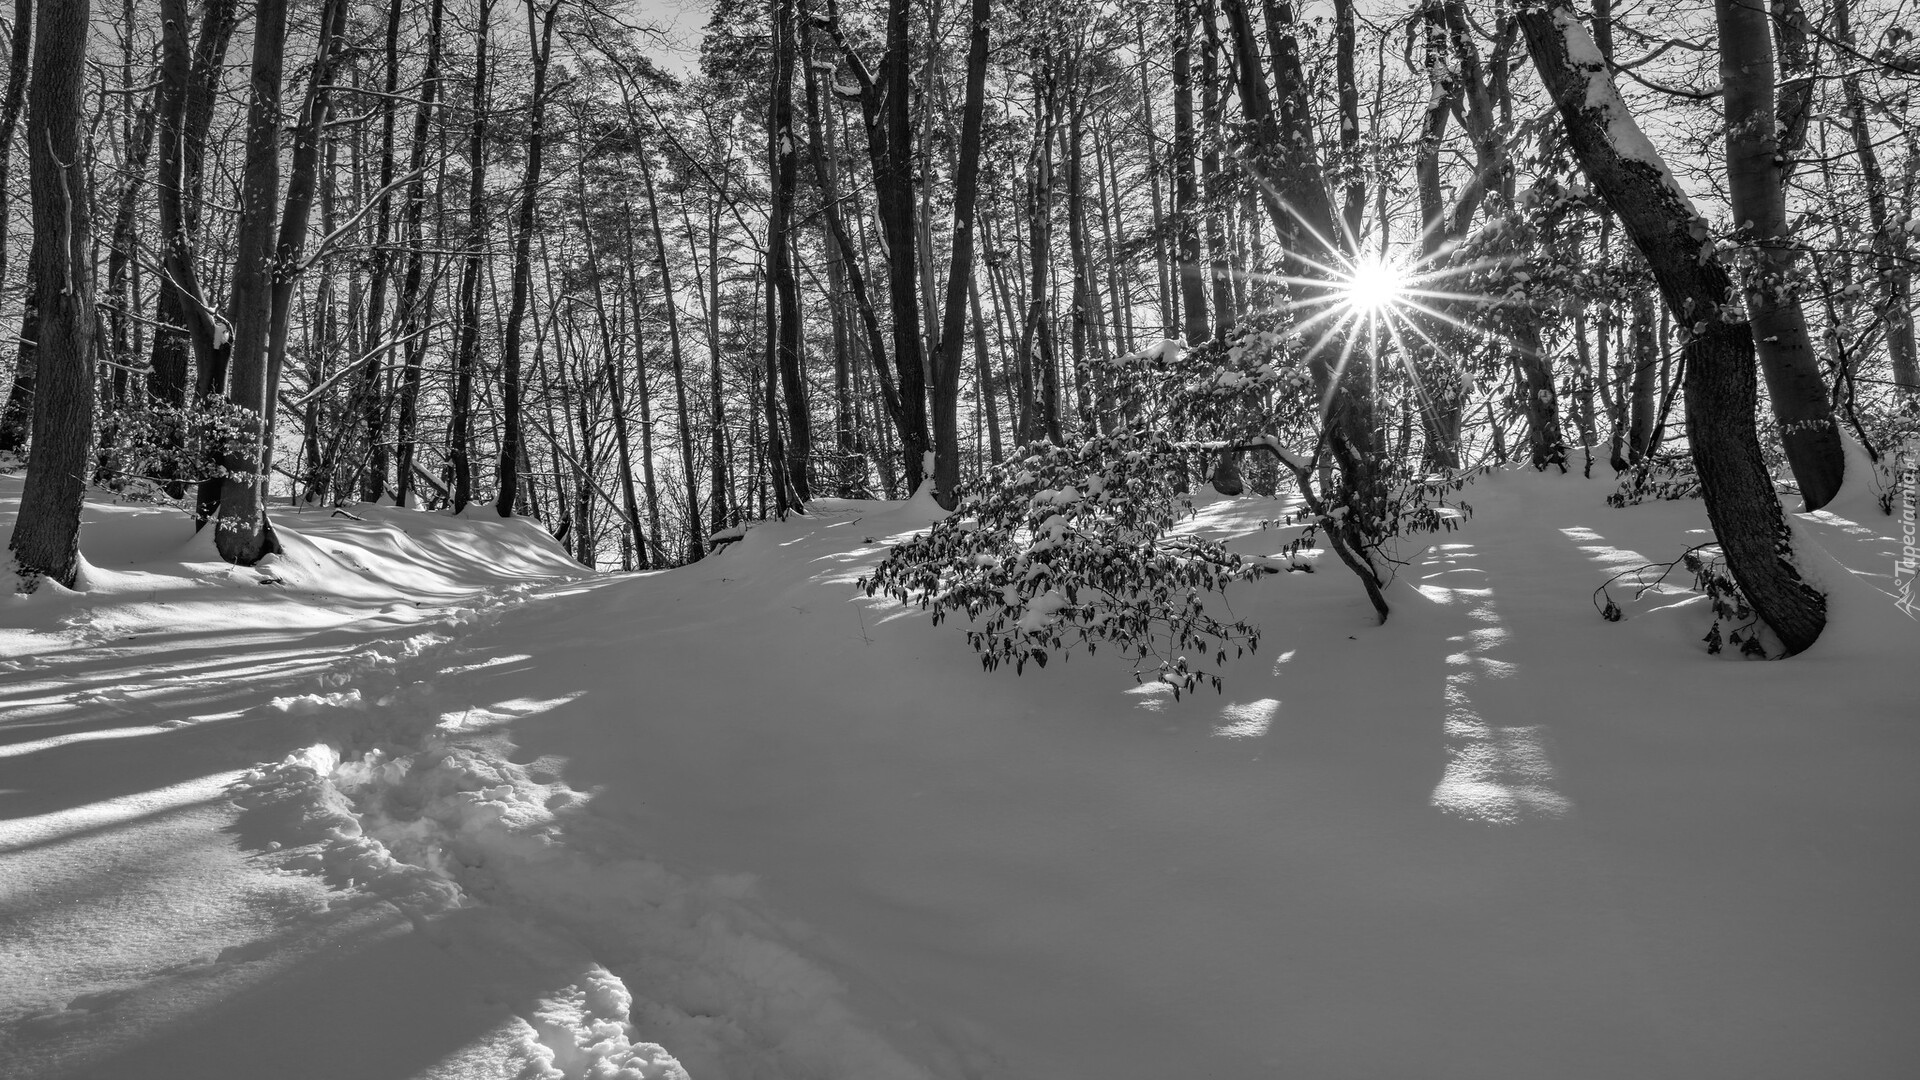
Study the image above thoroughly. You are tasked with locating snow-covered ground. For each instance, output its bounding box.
[2,458,1916,1079]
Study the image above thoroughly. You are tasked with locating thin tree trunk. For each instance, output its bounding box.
[1171,0,1208,343]
[392,0,444,507]
[930,0,989,506]
[768,0,810,503]
[493,0,556,516]
[450,0,494,513]
[1200,0,1234,332]
[353,0,405,501]
[1836,0,1919,397]
[145,0,235,496]
[822,0,930,492]
[635,142,707,555]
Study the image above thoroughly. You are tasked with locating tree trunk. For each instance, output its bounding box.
[1200,0,1234,334]
[1627,286,1658,460]
[804,8,911,480]
[1520,1,1825,655]
[822,0,930,492]
[449,0,493,513]
[1715,0,1843,510]
[1836,0,1919,398]
[930,0,989,507]
[493,0,556,517]
[211,0,292,564]
[768,0,810,503]
[634,142,706,556]
[352,0,405,501]
[392,0,444,507]
[1171,0,1208,344]
[9,0,94,588]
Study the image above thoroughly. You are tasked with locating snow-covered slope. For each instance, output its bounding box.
[3,463,1916,1079]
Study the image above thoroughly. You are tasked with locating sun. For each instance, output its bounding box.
[1339,256,1408,317]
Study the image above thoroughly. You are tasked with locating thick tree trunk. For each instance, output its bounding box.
[1520,1,1825,655]
[9,0,94,588]
[1715,0,1843,510]
[211,0,291,564]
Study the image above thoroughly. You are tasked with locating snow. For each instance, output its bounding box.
[4,462,1918,1078]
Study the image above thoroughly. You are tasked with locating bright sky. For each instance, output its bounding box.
[627,0,709,74]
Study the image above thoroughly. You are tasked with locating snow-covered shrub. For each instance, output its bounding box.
[1608,448,1700,506]
[93,396,264,497]
[860,428,1275,695]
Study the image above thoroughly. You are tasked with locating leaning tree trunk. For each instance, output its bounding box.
[9,0,94,588]
[1220,0,1388,621]
[1715,0,1843,510]
[1520,1,1825,655]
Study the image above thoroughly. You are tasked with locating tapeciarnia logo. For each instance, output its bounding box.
[1896,438,1918,619]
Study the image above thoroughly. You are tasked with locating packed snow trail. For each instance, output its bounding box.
[4,464,1917,1078]
[0,489,697,1079]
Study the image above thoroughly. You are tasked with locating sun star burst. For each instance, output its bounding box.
[1340,256,1409,317]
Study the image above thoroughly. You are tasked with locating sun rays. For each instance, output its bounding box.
[1187,182,1545,439]
[1338,254,1410,317]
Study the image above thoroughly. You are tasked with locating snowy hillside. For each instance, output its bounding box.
[2,463,1917,1079]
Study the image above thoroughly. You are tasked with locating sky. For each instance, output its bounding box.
[628,0,710,74]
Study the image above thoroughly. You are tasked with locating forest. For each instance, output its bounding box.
[1,0,1918,652]
[4,1,1920,1074]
